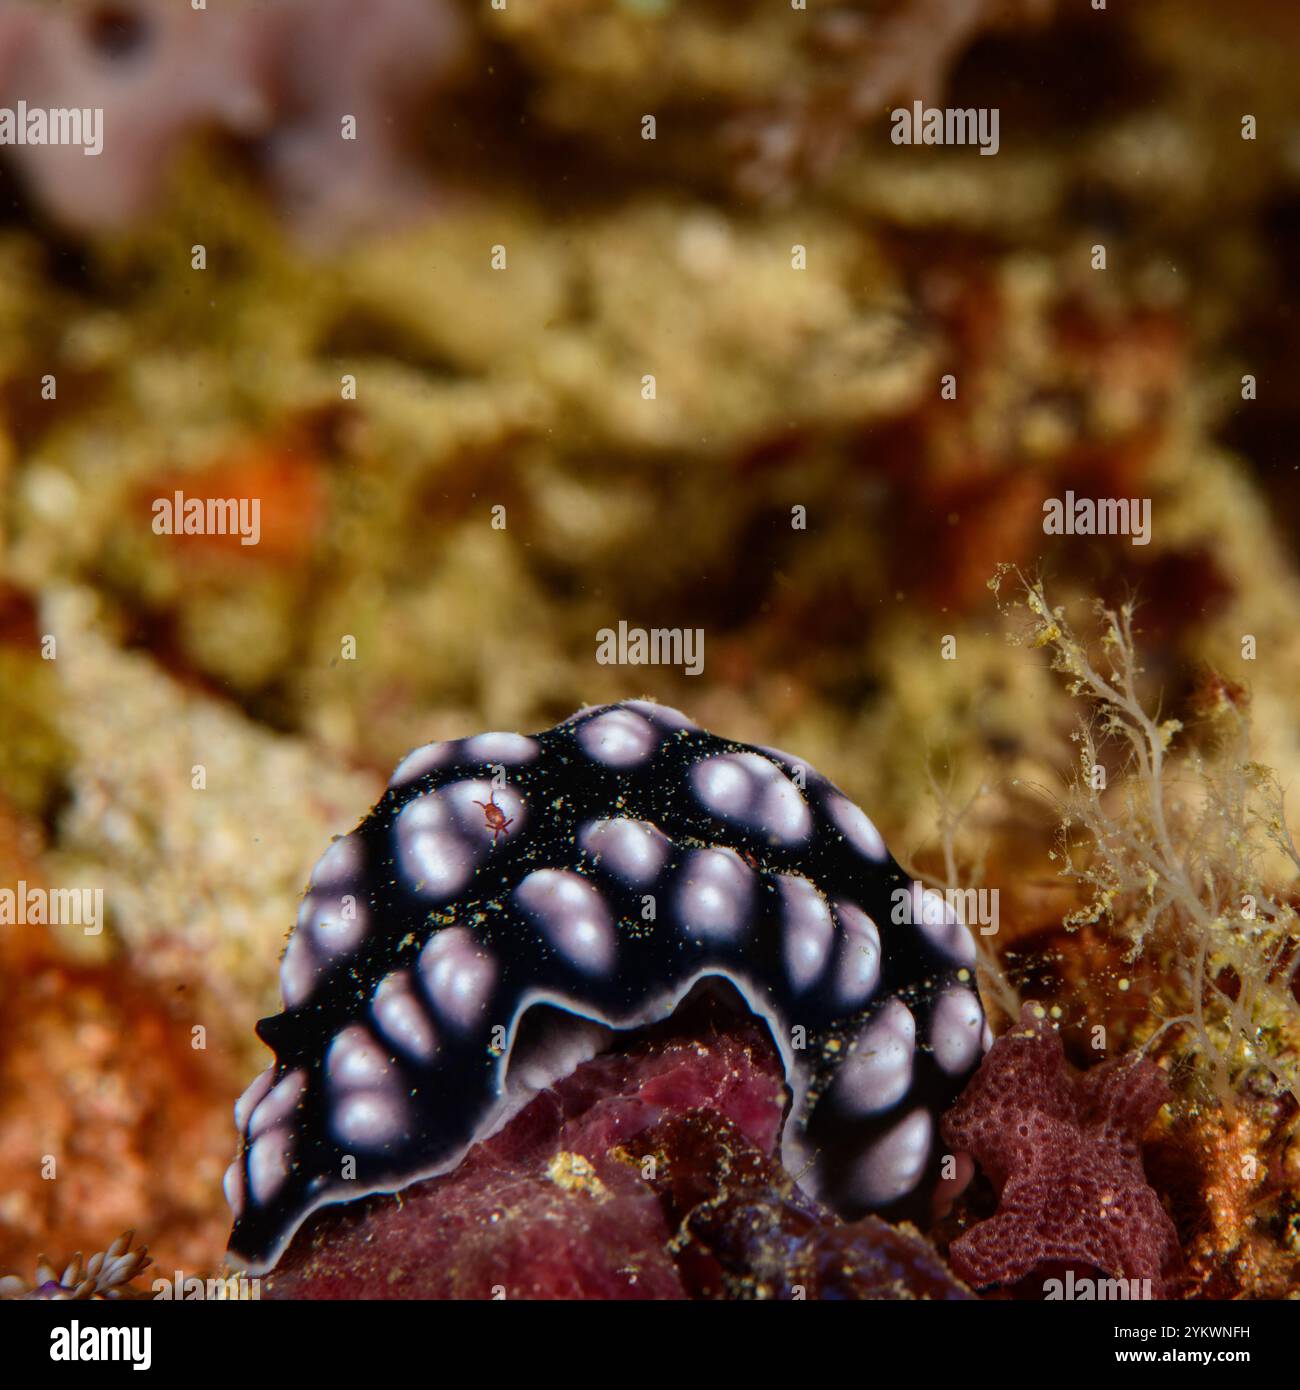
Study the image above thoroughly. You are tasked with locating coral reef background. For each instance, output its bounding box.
[0,0,1298,1296]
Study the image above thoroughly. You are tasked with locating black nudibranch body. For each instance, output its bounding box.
[226,700,988,1273]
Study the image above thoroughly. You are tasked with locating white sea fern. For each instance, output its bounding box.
[991,566,1300,1115]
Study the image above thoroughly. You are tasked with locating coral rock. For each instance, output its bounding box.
[263,1018,779,1299]
[941,1003,1181,1297]
[263,1006,969,1299]
[623,1108,971,1300]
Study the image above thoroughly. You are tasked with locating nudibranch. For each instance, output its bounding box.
[226,700,988,1274]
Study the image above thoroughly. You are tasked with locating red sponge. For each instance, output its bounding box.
[942,1004,1181,1297]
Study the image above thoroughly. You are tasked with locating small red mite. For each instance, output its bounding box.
[474,794,514,845]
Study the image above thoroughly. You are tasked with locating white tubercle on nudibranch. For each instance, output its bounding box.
[225,700,986,1273]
